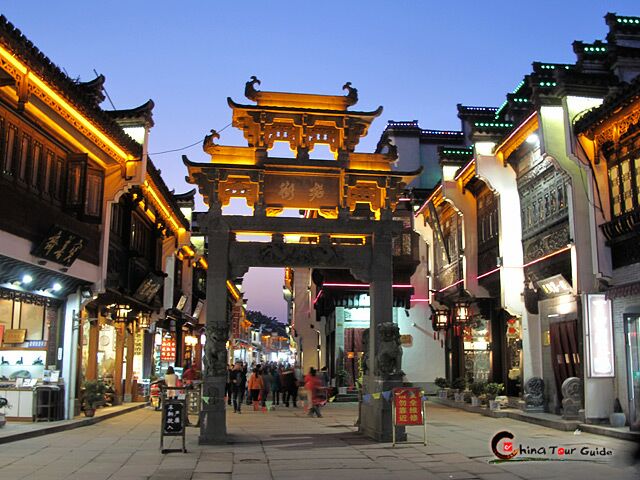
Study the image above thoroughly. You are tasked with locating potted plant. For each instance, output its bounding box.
[452,377,466,402]
[434,377,449,399]
[609,398,626,428]
[485,382,504,410]
[470,381,485,407]
[82,380,106,417]
[336,369,349,395]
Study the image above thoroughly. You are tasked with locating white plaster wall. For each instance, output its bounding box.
[405,216,445,391]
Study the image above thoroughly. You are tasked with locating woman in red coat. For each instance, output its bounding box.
[247,366,264,411]
[304,367,323,418]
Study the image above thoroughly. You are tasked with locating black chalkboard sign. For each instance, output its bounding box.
[162,401,184,435]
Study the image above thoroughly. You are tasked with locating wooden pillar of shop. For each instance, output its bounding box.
[113,323,126,404]
[194,337,203,372]
[85,320,100,381]
[124,326,135,402]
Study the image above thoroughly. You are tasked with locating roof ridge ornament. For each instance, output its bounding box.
[342,81,358,105]
[203,129,220,154]
[245,76,261,101]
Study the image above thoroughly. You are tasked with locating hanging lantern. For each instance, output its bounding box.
[137,312,151,330]
[452,301,471,336]
[431,308,449,339]
[432,309,449,330]
[113,304,132,323]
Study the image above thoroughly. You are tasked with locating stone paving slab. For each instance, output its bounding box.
[0,403,637,480]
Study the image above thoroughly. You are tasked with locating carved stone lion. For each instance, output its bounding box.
[203,323,229,377]
[375,322,403,379]
[523,377,544,409]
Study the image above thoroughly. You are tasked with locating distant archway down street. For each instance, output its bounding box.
[184,77,420,444]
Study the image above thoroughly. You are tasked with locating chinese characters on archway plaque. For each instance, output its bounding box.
[393,387,423,426]
[163,402,184,435]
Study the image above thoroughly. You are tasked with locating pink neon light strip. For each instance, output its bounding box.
[438,279,464,293]
[476,267,500,280]
[321,283,413,288]
[410,298,430,303]
[312,289,323,305]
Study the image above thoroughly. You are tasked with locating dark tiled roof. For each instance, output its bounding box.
[146,158,190,229]
[574,74,640,134]
[0,15,143,158]
[104,100,155,127]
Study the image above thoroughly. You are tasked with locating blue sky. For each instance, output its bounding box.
[3,1,638,320]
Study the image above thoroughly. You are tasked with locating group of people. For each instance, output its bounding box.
[225,362,328,417]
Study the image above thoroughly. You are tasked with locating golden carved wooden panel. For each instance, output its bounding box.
[218,177,259,207]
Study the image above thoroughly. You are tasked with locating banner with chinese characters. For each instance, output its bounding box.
[231,305,242,338]
[263,174,340,209]
[160,337,176,362]
[392,387,423,426]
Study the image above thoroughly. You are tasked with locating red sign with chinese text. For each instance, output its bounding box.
[393,387,423,426]
[160,338,176,362]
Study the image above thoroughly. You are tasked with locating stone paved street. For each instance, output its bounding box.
[0,402,638,480]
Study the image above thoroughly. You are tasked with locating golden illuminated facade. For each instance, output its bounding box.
[0,15,193,417]
[186,77,418,221]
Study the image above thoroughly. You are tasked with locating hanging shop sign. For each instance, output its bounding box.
[160,337,176,362]
[192,300,204,322]
[399,334,413,347]
[537,274,572,298]
[583,294,615,378]
[4,329,27,344]
[133,272,165,304]
[32,225,87,267]
[231,305,242,338]
[391,387,426,447]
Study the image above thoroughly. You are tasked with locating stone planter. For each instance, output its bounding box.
[609,412,626,428]
[84,408,96,417]
[438,390,447,400]
[454,392,464,402]
[471,396,481,407]
[489,400,500,411]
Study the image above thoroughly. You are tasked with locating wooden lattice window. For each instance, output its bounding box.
[608,156,639,216]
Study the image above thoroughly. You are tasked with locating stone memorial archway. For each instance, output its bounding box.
[184,78,420,443]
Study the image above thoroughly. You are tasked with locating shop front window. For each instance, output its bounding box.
[97,324,117,385]
[463,317,491,383]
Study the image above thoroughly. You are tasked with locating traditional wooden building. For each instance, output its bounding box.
[575,28,640,429]
[0,14,195,417]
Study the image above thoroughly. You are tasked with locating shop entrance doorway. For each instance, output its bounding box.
[549,319,580,404]
[625,314,640,431]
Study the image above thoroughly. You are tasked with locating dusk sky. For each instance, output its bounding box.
[3,1,637,321]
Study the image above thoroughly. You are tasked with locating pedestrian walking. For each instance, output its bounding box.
[281,364,298,407]
[225,364,233,406]
[304,367,324,418]
[230,360,246,413]
[247,366,264,411]
[270,366,281,405]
